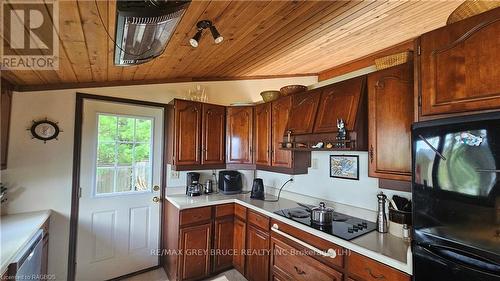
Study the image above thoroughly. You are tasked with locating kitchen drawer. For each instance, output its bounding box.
[271,237,343,281]
[247,210,270,231]
[234,204,247,220]
[179,206,212,226]
[348,252,410,281]
[215,203,234,218]
[271,219,344,268]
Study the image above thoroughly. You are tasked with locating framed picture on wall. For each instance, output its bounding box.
[330,155,359,180]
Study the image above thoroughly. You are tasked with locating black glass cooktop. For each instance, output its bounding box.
[274,206,377,241]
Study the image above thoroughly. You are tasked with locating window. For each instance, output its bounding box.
[95,114,153,195]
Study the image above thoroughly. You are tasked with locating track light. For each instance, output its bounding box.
[189,29,202,48]
[210,25,223,44]
[189,20,223,48]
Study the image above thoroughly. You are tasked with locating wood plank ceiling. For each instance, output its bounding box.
[2,0,464,88]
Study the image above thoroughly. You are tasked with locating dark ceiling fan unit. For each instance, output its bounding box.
[114,0,191,66]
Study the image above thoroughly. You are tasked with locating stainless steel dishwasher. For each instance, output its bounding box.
[13,229,44,280]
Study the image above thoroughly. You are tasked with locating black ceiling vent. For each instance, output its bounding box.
[114,0,191,66]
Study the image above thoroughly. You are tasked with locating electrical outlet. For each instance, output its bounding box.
[311,158,318,169]
[170,170,180,179]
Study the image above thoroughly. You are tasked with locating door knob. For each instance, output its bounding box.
[153,185,160,191]
[152,196,160,203]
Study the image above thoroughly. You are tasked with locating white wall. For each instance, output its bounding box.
[0,76,316,280]
[257,151,411,212]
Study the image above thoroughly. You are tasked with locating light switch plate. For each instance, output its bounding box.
[170,170,180,179]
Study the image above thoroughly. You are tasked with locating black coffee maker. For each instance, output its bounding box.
[250,178,265,200]
[186,172,201,196]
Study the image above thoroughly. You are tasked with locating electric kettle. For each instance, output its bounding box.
[250,178,265,200]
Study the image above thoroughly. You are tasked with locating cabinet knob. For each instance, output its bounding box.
[152,196,160,203]
[294,266,306,275]
[364,267,385,279]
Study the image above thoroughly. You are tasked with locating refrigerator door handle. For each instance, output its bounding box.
[419,244,500,275]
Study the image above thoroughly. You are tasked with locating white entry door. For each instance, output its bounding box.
[76,99,163,281]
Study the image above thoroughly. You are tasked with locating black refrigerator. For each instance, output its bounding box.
[412,112,500,281]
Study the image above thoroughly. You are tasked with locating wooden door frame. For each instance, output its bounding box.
[68,93,169,281]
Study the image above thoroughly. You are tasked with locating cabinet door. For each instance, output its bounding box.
[286,89,321,135]
[254,103,271,166]
[226,107,254,164]
[368,64,413,181]
[420,8,500,116]
[271,97,292,168]
[201,104,225,165]
[1,82,12,170]
[314,76,364,133]
[246,225,270,281]
[175,100,201,166]
[179,223,212,281]
[233,217,246,275]
[213,217,234,272]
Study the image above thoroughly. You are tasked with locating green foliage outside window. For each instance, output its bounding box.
[96,114,152,194]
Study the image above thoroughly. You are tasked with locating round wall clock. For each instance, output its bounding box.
[29,119,61,143]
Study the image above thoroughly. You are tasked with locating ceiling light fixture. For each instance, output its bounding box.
[189,20,223,48]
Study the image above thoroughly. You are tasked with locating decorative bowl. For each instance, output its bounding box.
[260,90,281,102]
[280,85,307,96]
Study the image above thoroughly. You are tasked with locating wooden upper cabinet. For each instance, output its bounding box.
[368,63,413,181]
[271,97,292,168]
[286,89,321,135]
[254,103,272,166]
[174,100,202,166]
[226,106,254,164]
[1,80,13,170]
[314,76,365,133]
[420,8,500,117]
[201,104,225,165]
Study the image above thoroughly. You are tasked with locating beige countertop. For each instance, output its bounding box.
[0,210,51,276]
[166,190,412,275]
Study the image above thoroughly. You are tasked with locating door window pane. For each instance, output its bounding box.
[98,115,117,142]
[97,143,115,165]
[116,167,133,192]
[118,117,134,142]
[96,167,114,194]
[117,143,133,165]
[95,114,153,195]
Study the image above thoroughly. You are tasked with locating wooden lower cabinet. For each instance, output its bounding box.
[178,223,212,281]
[213,217,234,272]
[271,237,343,281]
[164,202,411,281]
[233,217,246,274]
[348,252,410,281]
[245,224,270,281]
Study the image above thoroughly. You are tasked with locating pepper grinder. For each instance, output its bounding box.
[376,192,388,233]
